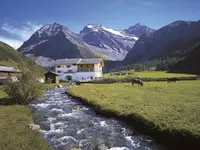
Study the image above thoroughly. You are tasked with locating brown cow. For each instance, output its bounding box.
[131,79,143,86]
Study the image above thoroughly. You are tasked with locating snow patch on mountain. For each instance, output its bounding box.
[83,24,138,39]
[37,24,51,34]
[79,24,140,60]
[102,26,124,37]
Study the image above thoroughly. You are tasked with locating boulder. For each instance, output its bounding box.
[55,84,63,88]
[28,123,40,131]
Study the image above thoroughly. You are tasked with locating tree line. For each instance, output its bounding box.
[116,57,182,72]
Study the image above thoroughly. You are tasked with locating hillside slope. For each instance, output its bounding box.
[0,41,26,67]
[169,42,200,74]
[0,41,45,74]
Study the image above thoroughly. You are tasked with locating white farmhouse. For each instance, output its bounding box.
[54,58,104,81]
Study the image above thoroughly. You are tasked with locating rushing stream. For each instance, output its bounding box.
[31,87,164,150]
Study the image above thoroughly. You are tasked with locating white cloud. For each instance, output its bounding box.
[0,21,42,49]
[0,36,23,49]
[2,21,42,41]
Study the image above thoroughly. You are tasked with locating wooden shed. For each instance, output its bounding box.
[0,66,21,84]
[0,66,21,79]
[44,71,59,83]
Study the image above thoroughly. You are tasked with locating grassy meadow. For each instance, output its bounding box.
[0,85,49,150]
[68,80,200,136]
[104,71,196,78]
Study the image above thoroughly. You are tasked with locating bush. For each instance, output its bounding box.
[66,75,72,81]
[4,62,43,104]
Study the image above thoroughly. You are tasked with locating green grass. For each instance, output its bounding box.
[135,71,196,78]
[0,85,7,98]
[104,71,196,78]
[0,85,49,150]
[0,60,19,68]
[0,41,26,68]
[0,105,50,150]
[68,81,200,136]
[91,50,111,60]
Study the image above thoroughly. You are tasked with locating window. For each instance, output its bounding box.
[57,65,61,68]
[57,71,62,73]
[67,65,71,68]
[90,76,93,80]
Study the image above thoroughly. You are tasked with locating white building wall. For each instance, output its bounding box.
[58,72,103,81]
[94,63,102,72]
[75,72,97,80]
[55,63,103,81]
[55,65,77,74]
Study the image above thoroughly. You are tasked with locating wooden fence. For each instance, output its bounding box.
[76,76,197,85]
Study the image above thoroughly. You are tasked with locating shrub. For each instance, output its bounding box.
[4,62,43,104]
[66,75,72,81]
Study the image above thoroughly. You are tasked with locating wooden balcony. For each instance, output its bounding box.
[77,68,94,72]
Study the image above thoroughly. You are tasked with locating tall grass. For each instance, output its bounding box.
[0,86,49,150]
[68,81,200,136]
[0,105,50,150]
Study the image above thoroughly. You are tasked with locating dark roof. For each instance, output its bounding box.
[55,59,80,65]
[55,58,103,65]
[44,71,59,76]
[0,66,21,73]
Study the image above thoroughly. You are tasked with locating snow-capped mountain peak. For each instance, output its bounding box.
[85,24,100,32]
[102,26,125,37]
[82,24,135,38]
[79,24,139,60]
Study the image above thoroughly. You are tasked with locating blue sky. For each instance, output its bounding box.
[0,0,199,48]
